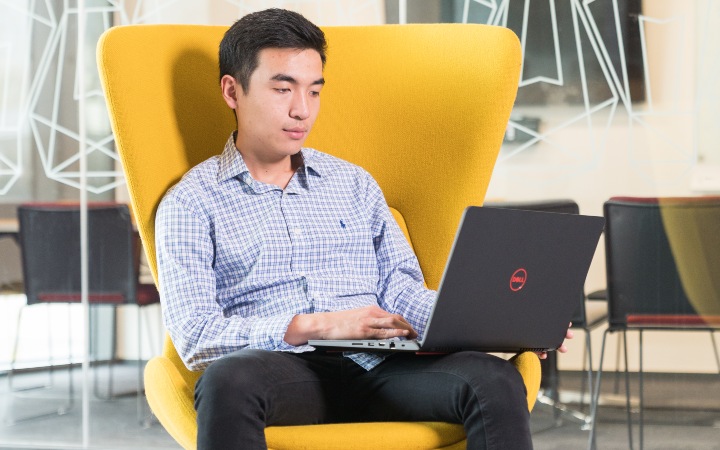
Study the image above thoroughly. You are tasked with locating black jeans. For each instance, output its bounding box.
[194,349,532,450]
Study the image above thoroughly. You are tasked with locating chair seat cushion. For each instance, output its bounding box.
[136,283,160,306]
[626,314,720,327]
[266,422,466,450]
[146,353,468,450]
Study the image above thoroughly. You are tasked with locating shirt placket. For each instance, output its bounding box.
[280,177,311,301]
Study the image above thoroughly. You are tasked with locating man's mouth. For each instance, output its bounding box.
[284,127,307,140]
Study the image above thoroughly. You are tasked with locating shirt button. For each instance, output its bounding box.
[292,228,302,235]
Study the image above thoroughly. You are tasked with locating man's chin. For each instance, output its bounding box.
[282,143,306,155]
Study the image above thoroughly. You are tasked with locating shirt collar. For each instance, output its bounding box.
[296,148,323,181]
[217,132,323,186]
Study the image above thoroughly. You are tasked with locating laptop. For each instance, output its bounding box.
[309,206,605,353]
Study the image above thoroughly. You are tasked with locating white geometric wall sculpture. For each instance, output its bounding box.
[463,0,710,187]
[0,0,37,195]
[0,0,384,196]
[1,0,713,195]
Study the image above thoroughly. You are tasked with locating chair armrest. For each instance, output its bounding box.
[509,351,541,411]
[145,356,198,450]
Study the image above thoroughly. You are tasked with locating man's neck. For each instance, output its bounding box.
[239,149,302,190]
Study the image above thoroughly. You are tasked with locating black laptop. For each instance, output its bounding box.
[309,206,605,353]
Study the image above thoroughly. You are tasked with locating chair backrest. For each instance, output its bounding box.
[97,23,521,293]
[604,197,720,328]
[18,203,137,305]
[483,199,588,326]
[484,199,580,216]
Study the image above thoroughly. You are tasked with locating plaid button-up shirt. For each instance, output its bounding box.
[156,133,435,371]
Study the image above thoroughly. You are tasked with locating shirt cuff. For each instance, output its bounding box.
[247,313,298,351]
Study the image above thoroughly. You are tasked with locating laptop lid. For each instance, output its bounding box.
[418,206,604,353]
[310,206,605,353]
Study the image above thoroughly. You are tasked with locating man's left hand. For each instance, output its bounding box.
[536,322,573,360]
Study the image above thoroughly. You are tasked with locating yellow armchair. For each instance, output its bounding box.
[98,23,540,450]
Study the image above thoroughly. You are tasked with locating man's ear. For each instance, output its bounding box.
[220,75,240,109]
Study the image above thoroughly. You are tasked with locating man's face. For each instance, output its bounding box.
[230,48,324,160]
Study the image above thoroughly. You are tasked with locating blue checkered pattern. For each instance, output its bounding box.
[156,134,436,371]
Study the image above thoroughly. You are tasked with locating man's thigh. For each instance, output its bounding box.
[195,349,348,426]
[346,351,528,423]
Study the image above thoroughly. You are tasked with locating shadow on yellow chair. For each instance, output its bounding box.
[98,22,540,450]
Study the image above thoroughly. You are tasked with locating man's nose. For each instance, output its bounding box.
[289,91,310,120]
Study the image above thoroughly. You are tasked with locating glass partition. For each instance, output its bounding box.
[0,1,718,448]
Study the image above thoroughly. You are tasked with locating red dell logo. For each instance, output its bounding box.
[510,268,527,292]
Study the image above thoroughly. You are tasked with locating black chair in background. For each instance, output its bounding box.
[485,199,607,428]
[588,197,720,450]
[9,203,160,423]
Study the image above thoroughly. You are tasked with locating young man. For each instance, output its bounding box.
[157,8,568,449]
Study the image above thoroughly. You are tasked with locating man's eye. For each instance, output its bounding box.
[274,88,290,93]
[310,91,320,97]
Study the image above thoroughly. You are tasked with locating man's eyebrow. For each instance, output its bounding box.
[271,74,325,86]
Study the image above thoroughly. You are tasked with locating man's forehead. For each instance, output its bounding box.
[257,47,323,66]
[252,48,323,85]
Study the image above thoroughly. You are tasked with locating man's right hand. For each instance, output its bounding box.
[284,305,417,346]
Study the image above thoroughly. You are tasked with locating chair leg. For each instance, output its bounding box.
[710,331,720,375]
[587,328,611,450]
[579,331,588,408]
[534,353,561,427]
[137,305,148,426]
[638,330,644,450]
[7,305,51,392]
[5,304,73,425]
[109,306,118,396]
[533,349,595,432]
[93,305,133,400]
[613,331,625,394]
[140,304,161,427]
[579,327,594,409]
[533,323,600,432]
[91,303,152,427]
[141,303,163,356]
[65,304,74,413]
[580,326,595,431]
[623,330,634,450]
[92,306,114,400]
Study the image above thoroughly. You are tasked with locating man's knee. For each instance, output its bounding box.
[449,352,528,408]
[195,349,276,409]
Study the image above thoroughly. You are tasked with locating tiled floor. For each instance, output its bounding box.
[532,371,720,449]
[1,363,176,449]
[1,365,718,449]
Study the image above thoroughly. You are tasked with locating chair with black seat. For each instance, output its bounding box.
[484,199,608,428]
[588,196,720,450]
[10,203,160,423]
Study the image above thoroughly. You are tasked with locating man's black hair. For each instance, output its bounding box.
[219,8,327,93]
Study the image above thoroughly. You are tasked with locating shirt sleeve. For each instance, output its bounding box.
[361,172,437,339]
[156,191,297,371]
